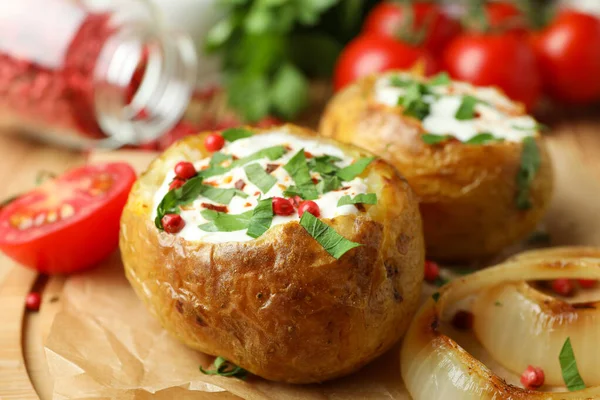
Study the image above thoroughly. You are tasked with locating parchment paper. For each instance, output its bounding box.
[44,137,600,399]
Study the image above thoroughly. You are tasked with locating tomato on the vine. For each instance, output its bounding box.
[530,10,600,104]
[362,2,461,55]
[333,35,437,91]
[443,32,541,110]
[0,163,136,274]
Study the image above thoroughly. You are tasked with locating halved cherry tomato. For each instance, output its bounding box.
[362,2,461,55]
[530,10,600,104]
[333,35,438,91]
[443,32,541,110]
[0,163,136,274]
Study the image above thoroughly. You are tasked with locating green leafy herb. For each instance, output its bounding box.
[210,152,232,166]
[283,185,303,198]
[559,337,586,391]
[515,137,541,210]
[336,157,375,181]
[246,198,274,238]
[200,356,247,379]
[307,154,342,175]
[433,276,449,288]
[432,292,440,302]
[299,212,361,259]
[244,163,277,193]
[155,177,247,230]
[283,149,318,200]
[316,174,342,194]
[221,128,254,142]
[399,81,431,120]
[389,75,413,87]
[421,134,453,145]
[199,209,253,232]
[337,193,377,207]
[430,72,451,86]
[464,132,504,145]
[270,63,309,119]
[230,145,287,169]
[455,95,481,120]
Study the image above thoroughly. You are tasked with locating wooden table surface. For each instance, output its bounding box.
[0,107,598,398]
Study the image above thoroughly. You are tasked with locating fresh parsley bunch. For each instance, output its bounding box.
[204,0,370,122]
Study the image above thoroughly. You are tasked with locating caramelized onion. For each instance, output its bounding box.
[401,247,600,399]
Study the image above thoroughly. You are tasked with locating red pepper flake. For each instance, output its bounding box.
[265,164,280,174]
[336,186,351,191]
[520,366,544,389]
[290,195,302,208]
[451,310,474,331]
[244,202,252,207]
[311,177,319,184]
[204,181,219,187]
[284,145,292,151]
[254,191,260,196]
[235,179,246,190]
[201,203,228,213]
[304,151,313,159]
[200,165,210,171]
[473,111,482,118]
[355,203,366,212]
[232,155,239,161]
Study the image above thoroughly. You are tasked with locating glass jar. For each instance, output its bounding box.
[0,0,197,148]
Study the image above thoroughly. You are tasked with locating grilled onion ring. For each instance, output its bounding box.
[401,247,600,399]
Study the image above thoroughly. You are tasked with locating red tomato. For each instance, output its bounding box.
[443,32,541,109]
[0,163,136,274]
[334,35,437,91]
[362,2,461,55]
[485,2,527,33]
[531,10,600,104]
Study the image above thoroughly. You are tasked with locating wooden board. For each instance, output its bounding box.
[0,111,599,398]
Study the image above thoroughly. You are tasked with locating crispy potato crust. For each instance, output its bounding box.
[120,124,424,383]
[319,74,553,262]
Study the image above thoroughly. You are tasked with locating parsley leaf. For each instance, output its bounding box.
[270,63,309,119]
[283,185,303,198]
[209,152,232,166]
[316,174,342,194]
[200,356,247,379]
[421,133,453,145]
[283,149,318,200]
[221,128,254,142]
[307,154,342,175]
[299,212,361,259]
[244,163,277,193]
[230,145,287,169]
[464,132,504,145]
[455,95,481,120]
[337,193,377,207]
[429,72,450,86]
[389,75,412,87]
[399,81,431,120]
[201,186,248,204]
[336,157,375,181]
[246,198,273,238]
[515,137,541,210]
[559,337,586,391]
[198,209,253,232]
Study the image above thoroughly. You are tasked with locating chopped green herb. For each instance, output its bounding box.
[318,175,343,194]
[283,149,318,200]
[399,81,431,120]
[559,337,586,391]
[246,198,274,238]
[337,193,377,207]
[244,163,277,193]
[299,212,361,259]
[464,132,504,145]
[229,145,287,169]
[209,152,232,166]
[155,177,247,230]
[221,128,254,142]
[494,301,503,306]
[336,157,375,181]
[282,185,303,198]
[433,276,449,288]
[198,209,253,232]
[432,292,440,302]
[455,95,481,120]
[307,154,342,175]
[515,137,541,210]
[429,72,450,86]
[389,75,412,87]
[200,356,247,379]
[421,133,453,145]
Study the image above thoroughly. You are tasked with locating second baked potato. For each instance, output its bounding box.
[320,72,553,262]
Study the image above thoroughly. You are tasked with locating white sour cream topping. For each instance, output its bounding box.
[151,130,369,243]
[374,74,538,143]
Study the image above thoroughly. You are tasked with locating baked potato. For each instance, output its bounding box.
[119,124,424,383]
[320,72,553,262]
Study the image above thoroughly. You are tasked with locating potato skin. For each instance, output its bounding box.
[319,74,553,262]
[119,124,424,383]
